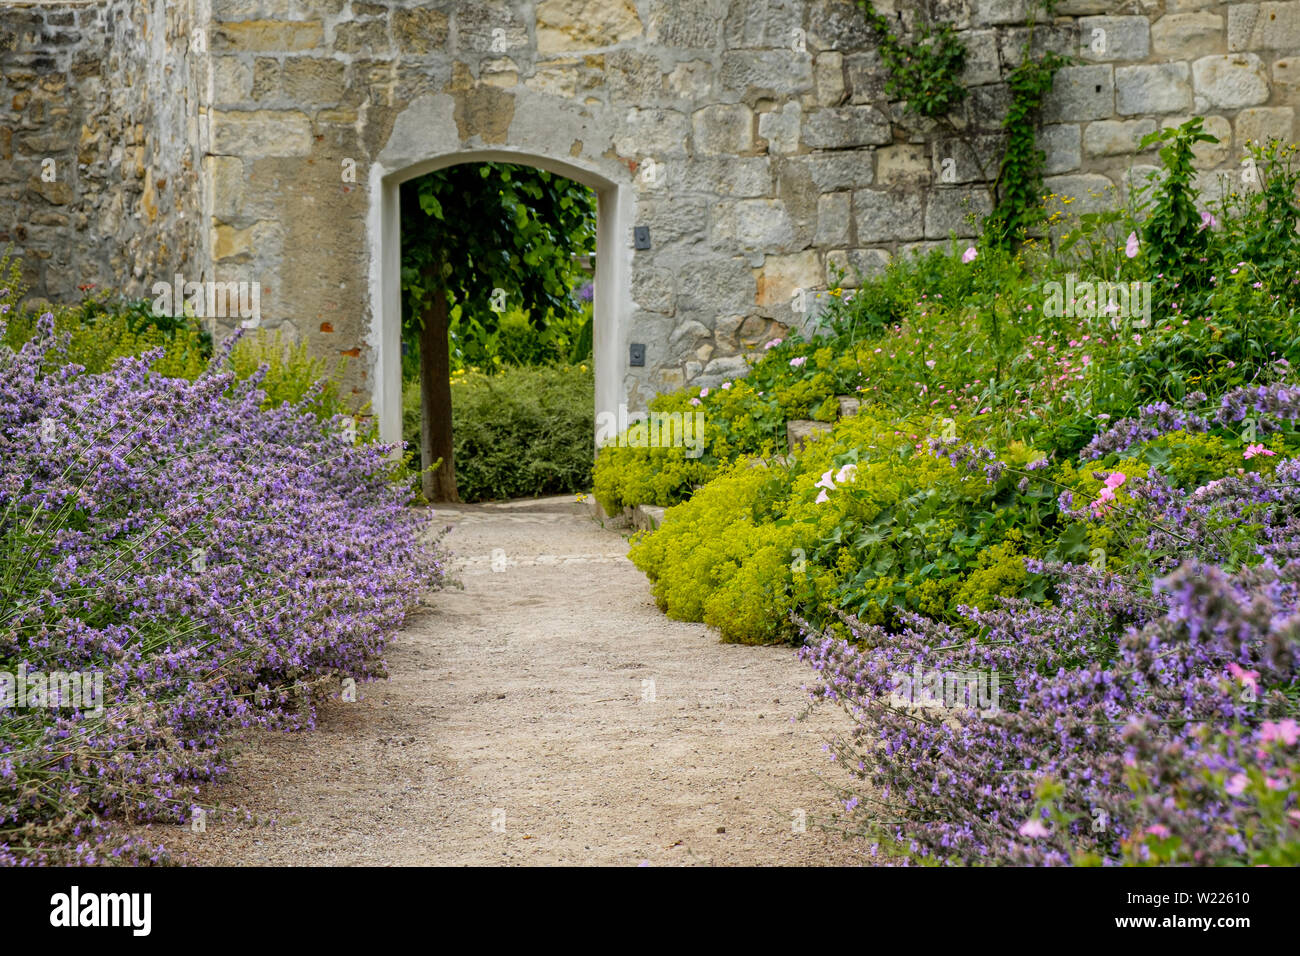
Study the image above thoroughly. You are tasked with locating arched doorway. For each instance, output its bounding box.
[367,95,633,453]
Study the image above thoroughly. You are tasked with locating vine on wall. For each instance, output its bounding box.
[855,0,1068,248]
[854,0,968,120]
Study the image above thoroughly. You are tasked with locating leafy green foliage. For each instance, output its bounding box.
[0,256,211,379]
[404,363,595,502]
[855,1,968,120]
[1136,117,1217,299]
[399,163,595,341]
[225,329,356,421]
[606,122,1300,643]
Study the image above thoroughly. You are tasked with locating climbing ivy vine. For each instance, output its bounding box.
[856,0,1068,248]
[987,50,1069,246]
[855,0,967,120]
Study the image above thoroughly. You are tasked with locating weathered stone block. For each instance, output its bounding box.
[1228,2,1300,52]
[453,85,515,143]
[724,0,803,49]
[924,187,993,239]
[212,19,324,53]
[1042,65,1114,124]
[844,49,888,104]
[1083,118,1158,157]
[875,144,930,186]
[212,57,252,104]
[803,151,876,191]
[1116,63,1192,115]
[614,108,690,158]
[677,257,757,314]
[756,250,821,307]
[1078,16,1151,62]
[972,0,1029,27]
[205,155,246,220]
[805,0,875,51]
[1236,107,1296,147]
[693,103,754,155]
[1043,174,1119,215]
[1151,13,1225,58]
[636,196,709,246]
[814,52,846,106]
[710,199,796,258]
[538,0,641,53]
[1192,54,1270,109]
[826,248,889,286]
[211,110,313,157]
[720,50,813,100]
[758,102,801,154]
[632,267,676,314]
[674,157,772,196]
[802,105,890,149]
[853,189,924,243]
[1040,124,1082,174]
[333,19,390,54]
[787,419,832,452]
[932,133,1006,184]
[961,30,1001,86]
[647,0,722,48]
[282,57,346,103]
[813,191,851,246]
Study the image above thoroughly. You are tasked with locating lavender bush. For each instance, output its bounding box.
[800,417,1300,865]
[0,317,447,865]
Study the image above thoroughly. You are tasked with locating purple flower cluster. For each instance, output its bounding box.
[799,442,1300,865]
[0,319,447,864]
[1080,382,1300,461]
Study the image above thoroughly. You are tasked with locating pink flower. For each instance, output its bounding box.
[763,338,783,350]
[1225,773,1249,796]
[815,470,836,492]
[790,356,807,368]
[699,387,709,398]
[962,246,978,264]
[1125,231,1140,259]
[1200,210,1218,229]
[1145,824,1171,839]
[814,489,830,504]
[1018,818,1050,838]
[1104,472,1126,490]
[1261,719,1299,748]
[1227,662,1260,689]
[1244,443,1276,460]
[721,381,732,390]
[689,397,701,406]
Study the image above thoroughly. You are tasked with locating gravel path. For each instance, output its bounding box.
[169,496,864,866]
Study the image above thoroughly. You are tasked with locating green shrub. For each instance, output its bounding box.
[0,256,211,379]
[405,363,594,502]
[225,328,355,420]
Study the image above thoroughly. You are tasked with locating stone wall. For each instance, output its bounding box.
[5,0,1299,435]
[0,1,208,302]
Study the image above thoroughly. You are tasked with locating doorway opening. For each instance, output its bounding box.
[389,156,624,502]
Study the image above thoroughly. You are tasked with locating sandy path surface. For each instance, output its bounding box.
[168,496,864,866]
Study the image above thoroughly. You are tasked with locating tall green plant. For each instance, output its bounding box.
[1136,118,1218,295]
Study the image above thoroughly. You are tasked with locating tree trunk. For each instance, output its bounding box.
[419,283,458,502]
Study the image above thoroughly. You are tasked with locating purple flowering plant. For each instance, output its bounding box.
[0,317,448,864]
[800,397,1300,865]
